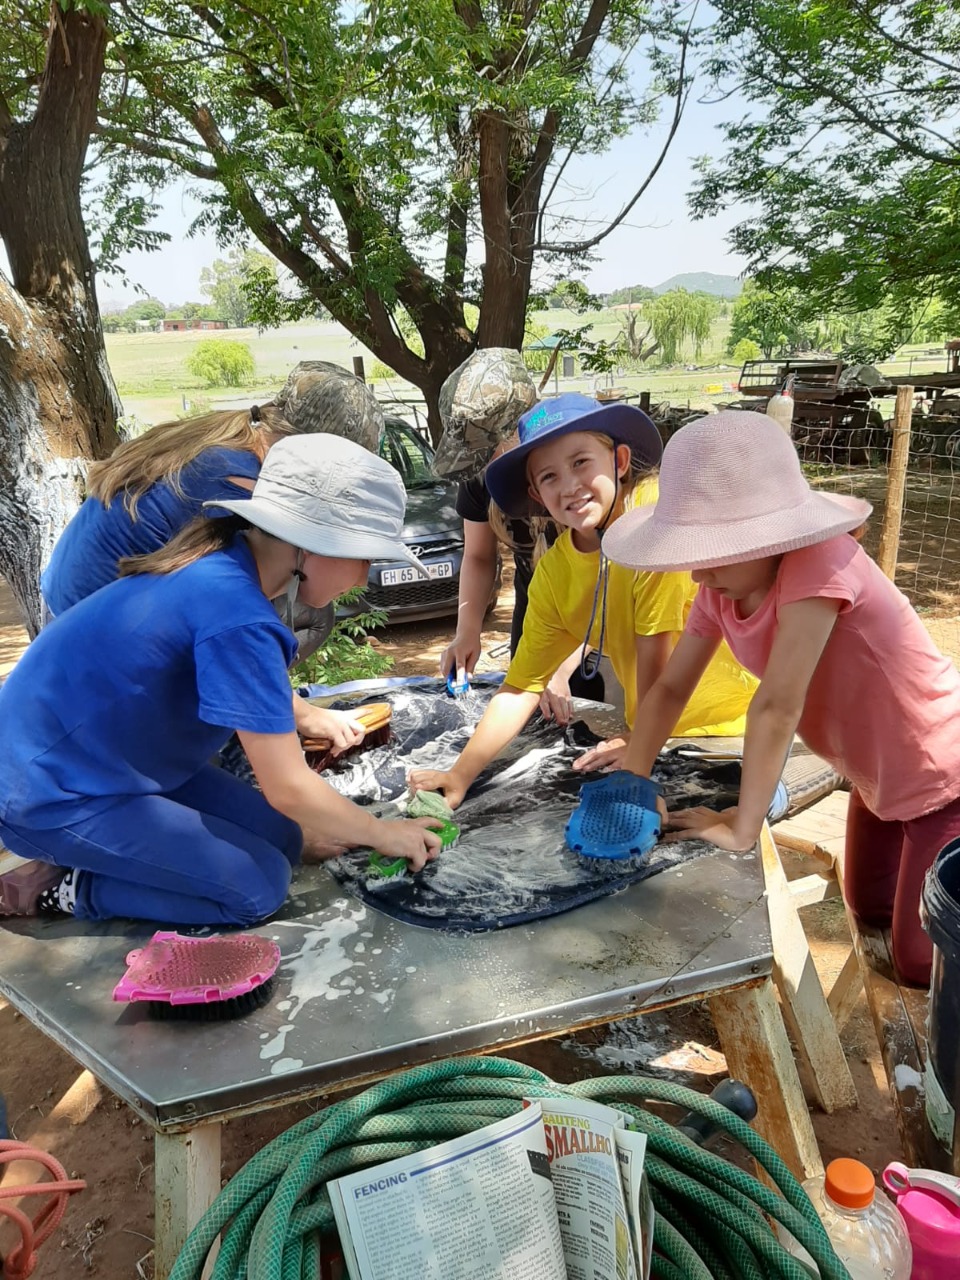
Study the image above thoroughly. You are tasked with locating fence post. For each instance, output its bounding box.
[352,356,366,383]
[877,385,913,582]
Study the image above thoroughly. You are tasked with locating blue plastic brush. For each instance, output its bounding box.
[565,770,662,862]
[446,672,470,697]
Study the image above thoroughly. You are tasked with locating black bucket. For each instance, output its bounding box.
[920,837,960,1151]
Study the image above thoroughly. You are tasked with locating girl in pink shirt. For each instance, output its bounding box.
[599,410,960,985]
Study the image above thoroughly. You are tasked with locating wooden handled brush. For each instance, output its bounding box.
[302,701,393,772]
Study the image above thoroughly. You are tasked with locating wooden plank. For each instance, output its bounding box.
[789,872,841,909]
[762,825,858,1113]
[773,832,837,869]
[826,949,863,1033]
[774,792,849,853]
[155,1124,222,1280]
[709,978,824,1182]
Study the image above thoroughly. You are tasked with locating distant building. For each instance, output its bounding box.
[158,318,227,333]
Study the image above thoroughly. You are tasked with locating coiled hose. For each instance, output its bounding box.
[169,1055,848,1280]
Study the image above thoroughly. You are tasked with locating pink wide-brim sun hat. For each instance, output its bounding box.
[603,410,873,572]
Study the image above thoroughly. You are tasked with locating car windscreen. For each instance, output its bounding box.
[380,422,437,489]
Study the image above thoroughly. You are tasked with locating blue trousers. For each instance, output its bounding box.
[0,766,302,925]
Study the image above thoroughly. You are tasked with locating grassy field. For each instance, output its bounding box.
[108,311,953,428]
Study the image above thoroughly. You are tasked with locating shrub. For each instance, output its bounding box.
[731,338,762,365]
[186,339,255,387]
[289,589,394,688]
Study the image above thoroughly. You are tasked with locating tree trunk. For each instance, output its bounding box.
[0,4,120,636]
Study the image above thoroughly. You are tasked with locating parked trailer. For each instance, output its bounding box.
[735,358,889,466]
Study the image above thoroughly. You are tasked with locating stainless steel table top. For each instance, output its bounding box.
[0,848,769,1131]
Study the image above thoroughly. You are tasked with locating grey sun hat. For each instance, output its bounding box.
[432,348,538,480]
[204,434,427,575]
[271,361,383,453]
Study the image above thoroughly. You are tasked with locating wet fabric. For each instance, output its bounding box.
[314,681,744,932]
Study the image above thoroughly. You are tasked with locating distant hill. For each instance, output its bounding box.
[652,272,742,297]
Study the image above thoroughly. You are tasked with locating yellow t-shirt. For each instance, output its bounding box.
[505,485,757,735]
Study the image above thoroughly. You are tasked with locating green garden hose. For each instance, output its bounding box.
[169,1055,849,1280]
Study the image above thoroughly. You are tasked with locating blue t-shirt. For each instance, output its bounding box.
[41,446,262,615]
[0,539,296,829]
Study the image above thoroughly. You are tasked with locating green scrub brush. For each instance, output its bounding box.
[365,791,460,886]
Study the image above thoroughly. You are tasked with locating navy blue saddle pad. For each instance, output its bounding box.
[320,683,781,934]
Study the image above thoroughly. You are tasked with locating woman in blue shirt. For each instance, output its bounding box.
[0,436,442,925]
[41,395,377,755]
[41,405,282,616]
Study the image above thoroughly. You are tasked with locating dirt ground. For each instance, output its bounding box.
[0,571,926,1278]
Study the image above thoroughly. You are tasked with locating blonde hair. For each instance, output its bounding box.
[88,406,293,516]
[492,430,658,564]
[118,514,251,577]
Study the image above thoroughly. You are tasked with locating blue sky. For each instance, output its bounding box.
[97,82,747,308]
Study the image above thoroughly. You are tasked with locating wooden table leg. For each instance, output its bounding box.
[154,1124,222,1280]
[762,823,858,1113]
[709,978,824,1182]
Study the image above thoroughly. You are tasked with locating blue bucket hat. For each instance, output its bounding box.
[484,393,663,517]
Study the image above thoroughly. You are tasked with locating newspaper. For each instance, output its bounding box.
[539,1097,649,1280]
[328,1098,651,1280]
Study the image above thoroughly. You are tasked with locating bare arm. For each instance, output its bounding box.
[624,632,720,775]
[440,519,499,682]
[408,684,541,808]
[292,695,364,755]
[539,645,588,725]
[667,599,840,851]
[575,631,713,773]
[238,730,441,869]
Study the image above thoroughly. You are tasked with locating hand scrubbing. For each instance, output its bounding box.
[565,770,662,861]
[408,789,460,849]
[365,790,460,887]
[113,931,280,1020]
[303,701,393,773]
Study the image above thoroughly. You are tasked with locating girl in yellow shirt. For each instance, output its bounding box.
[410,394,756,808]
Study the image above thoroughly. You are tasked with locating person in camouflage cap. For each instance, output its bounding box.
[271,360,384,453]
[432,348,537,480]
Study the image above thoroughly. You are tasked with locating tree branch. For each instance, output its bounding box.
[535,33,692,253]
[520,0,615,209]
[93,125,219,180]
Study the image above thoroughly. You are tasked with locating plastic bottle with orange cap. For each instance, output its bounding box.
[778,1157,913,1278]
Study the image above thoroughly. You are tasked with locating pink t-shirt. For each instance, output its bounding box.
[686,536,960,821]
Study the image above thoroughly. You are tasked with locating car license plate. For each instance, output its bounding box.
[380,561,453,586]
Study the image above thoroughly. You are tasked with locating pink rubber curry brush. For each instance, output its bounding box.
[112,931,281,1020]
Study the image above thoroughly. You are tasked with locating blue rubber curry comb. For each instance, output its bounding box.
[565,770,662,861]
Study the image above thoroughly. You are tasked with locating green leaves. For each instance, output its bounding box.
[695,0,960,328]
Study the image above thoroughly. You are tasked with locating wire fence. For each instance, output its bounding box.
[773,388,960,663]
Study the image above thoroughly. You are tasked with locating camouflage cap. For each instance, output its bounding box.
[272,361,383,453]
[432,348,537,480]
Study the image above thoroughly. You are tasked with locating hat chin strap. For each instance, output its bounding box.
[283,549,306,630]
[578,454,621,683]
